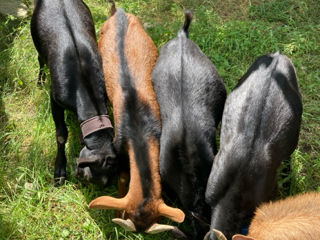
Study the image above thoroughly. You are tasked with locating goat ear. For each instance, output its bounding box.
[88,196,127,210]
[158,202,185,223]
[232,234,255,240]
[213,229,228,240]
[145,223,175,234]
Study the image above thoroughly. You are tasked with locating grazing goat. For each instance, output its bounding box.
[205,52,303,240]
[212,192,320,240]
[152,11,226,239]
[88,6,185,234]
[31,0,116,185]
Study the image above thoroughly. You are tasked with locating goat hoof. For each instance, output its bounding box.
[54,176,66,186]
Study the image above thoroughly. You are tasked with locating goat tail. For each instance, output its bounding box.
[182,10,193,37]
[108,0,116,16]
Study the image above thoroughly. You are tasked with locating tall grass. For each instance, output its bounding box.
[0,0,319,239]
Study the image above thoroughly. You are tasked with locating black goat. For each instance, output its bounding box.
[152,12,227,239]
[31,0,116,185]
[205,52,303,240]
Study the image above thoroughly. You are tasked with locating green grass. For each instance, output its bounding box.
[0,0,319,239]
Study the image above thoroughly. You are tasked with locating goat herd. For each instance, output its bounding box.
[30,0,320,240]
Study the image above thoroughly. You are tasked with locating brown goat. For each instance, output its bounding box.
[211,192,320,240]
[88,5,185,234]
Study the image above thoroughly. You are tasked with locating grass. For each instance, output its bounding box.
[0,0,319,239]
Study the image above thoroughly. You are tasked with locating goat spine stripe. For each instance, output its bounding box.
[81,115,113,138]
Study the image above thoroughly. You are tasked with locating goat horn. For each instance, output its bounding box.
[88,196,127,210]
[203,231,211,240]
[171,226,188,239]
[112,218,136,232]
[213,229,228,240]
[145,223,175,234]
[232,234,255,240]
[158,202,185,223]
[203,229,228,240]
[191,211,210,226]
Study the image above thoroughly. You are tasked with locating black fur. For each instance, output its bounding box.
[152,12,226,239]
[31,0,116,185]
[205,52,303,240]
[182,10,193,37]
[114,9,161,201]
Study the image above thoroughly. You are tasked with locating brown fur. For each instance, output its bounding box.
[233,192,320,240]
[124,14,161,121]
[95,8,184,231]
[98,15,123,140]
[115,171,129,218]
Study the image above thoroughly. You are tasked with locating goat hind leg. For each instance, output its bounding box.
[37,55,46,86]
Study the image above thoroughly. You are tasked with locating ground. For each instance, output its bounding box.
[0,0,28,17]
